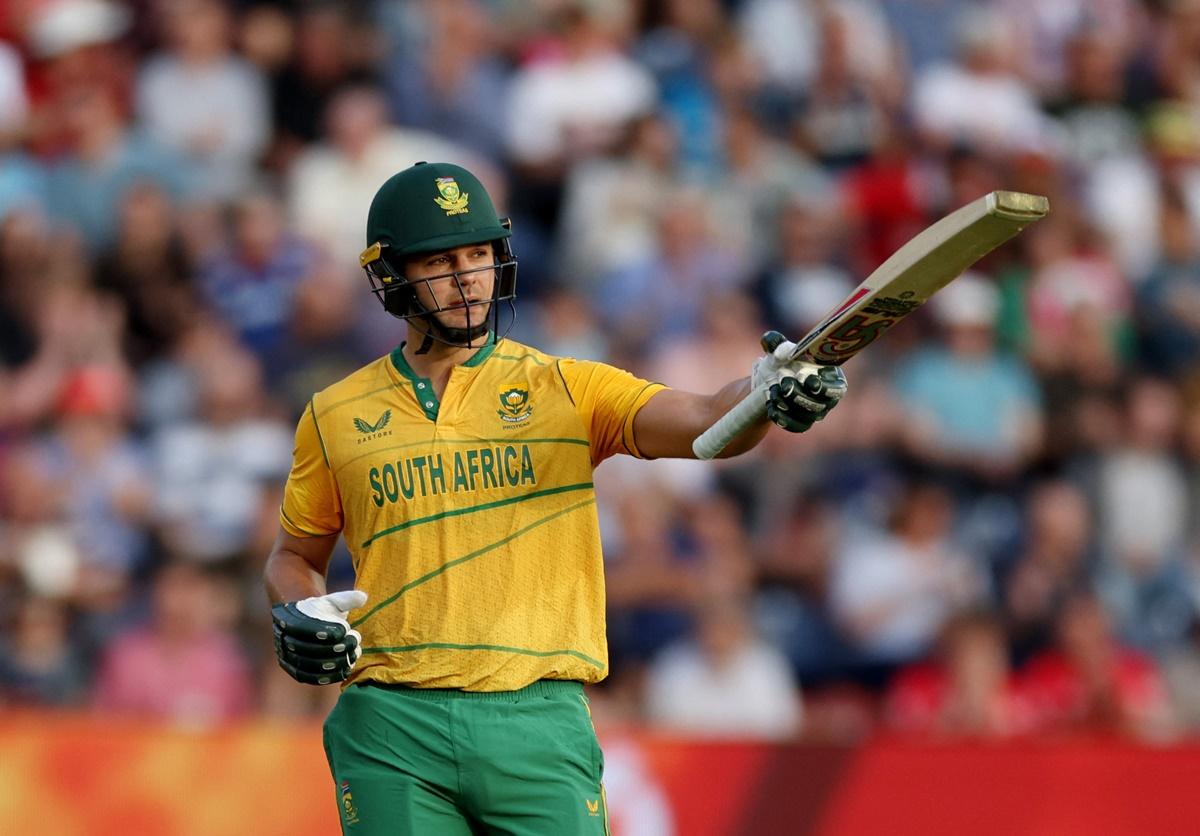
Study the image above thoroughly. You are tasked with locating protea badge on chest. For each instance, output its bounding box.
[497,386,533,424]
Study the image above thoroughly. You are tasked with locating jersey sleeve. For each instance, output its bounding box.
[279,400,344,537]
[556,358,668,464]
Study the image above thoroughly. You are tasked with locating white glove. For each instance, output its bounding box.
[295,589,369,656]
[273,589,369,685]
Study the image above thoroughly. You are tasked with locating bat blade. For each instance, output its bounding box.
[692,190,1049,460]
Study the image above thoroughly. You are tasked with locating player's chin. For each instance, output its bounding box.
[437,304,492,329]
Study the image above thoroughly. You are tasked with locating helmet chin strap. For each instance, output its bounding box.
[411,311,492,355]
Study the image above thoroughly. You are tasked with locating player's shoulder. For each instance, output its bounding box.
[488,337,567,372]
[310,354,394,409]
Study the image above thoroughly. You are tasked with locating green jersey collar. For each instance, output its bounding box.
[389,332,498,380]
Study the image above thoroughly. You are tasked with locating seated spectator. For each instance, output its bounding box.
[504,3,656,172]
[885,608,1035,739]
[150,328,293,562]
[1003,479,1095,663]
[644,593,801,740]
[1138,186,1200,376]
[44,84,192,253]
[1021,592,1175,740]
[592,187,747,355]
[41,364,151,576]
[93,182,196,366]
[1095,379,1193,652]
[0,593,88,707]
[830,478,988,669]
[136,0,270,201]
[910,5,1052,155]
[383,0,509,163]
[287,85,497,267]
[894,273,1043,485]
[270,3,379,162]
[198,191,320,358]
[93,560,252,726]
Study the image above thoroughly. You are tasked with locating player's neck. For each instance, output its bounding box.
[401,332,489,397]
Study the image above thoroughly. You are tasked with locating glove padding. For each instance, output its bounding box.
[752,331,848,434]
[272,589,368,685]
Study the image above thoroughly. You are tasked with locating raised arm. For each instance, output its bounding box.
[632,331,848,460]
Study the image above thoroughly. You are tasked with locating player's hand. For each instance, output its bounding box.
[752,331,848,433]
[272,590,369,685]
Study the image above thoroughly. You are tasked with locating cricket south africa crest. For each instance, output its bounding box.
[497,385,533,424]
[340,781,360,825]
[434,176,470,216]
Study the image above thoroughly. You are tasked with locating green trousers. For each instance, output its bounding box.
[322,680,609,835]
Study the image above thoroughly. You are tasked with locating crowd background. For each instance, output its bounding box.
[3,0,1200,744]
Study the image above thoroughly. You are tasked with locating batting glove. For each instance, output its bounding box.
[752,331,848,433]
[272,590,368,685]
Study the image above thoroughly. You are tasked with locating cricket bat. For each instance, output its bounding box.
[692,190,1050,460]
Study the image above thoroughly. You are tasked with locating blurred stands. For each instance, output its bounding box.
[1,0,1200,746]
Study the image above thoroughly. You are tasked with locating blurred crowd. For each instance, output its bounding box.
[4,0,1200,743]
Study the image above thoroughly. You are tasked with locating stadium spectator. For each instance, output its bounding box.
[150,326,292,562]
[644,593,801,740]
[1021,592,1175,740]
[1003,479,1095,663]
[269,2,378,163]
[592,186,747,354]
[382,0,509,163]
[136,0,270,201]
[0,593,88,707]
[830,477,988,669]
[43,84,192,252]
[504,2,656,171]
[286,85,497,267]
[198,190,320,357]
[910,5,1051,155]
[885,608,1034,738]
[93,560,253,726]
[894,273,1043,485]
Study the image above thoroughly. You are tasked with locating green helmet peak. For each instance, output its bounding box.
[365,161,510,256]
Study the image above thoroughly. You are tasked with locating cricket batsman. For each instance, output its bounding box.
[264,161,846,835]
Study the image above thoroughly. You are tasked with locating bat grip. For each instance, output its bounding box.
[692,387,768,460]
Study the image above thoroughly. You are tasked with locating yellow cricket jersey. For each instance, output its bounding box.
[280,336,667,691]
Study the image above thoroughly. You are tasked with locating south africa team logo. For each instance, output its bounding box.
[340,781,360,825]
[497,386,533,424]
[433,176,470,216]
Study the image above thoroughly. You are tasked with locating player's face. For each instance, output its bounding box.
[405,242,496,330]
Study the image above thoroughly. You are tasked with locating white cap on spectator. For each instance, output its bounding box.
[932,272,998,328]
[29,0,131,58]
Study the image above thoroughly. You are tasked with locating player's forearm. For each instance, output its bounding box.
[264,548,330,604]
[704,377,770,458]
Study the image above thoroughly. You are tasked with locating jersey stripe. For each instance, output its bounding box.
[353,497,596,627]
[360,642,604,670]
[309,399,332,468]
[360,482,594,548]
[316,381,406,419]
[493,352,549,366]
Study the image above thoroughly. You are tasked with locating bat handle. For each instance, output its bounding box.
[692,387,768,460]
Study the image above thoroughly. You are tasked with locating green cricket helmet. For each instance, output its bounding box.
[359,161,518,350]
